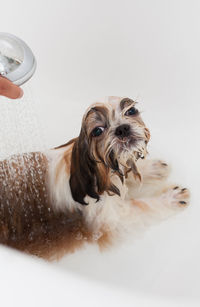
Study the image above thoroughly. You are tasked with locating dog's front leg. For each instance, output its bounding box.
[126,159,171,199]
[129,185,190,223]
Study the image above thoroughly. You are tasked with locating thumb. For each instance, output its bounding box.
[0,77,23,99]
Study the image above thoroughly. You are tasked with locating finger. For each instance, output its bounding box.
[0,77,23,99]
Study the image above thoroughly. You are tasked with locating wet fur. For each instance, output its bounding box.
[0,97,190,260]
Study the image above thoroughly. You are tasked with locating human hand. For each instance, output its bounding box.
[0,76,23,99]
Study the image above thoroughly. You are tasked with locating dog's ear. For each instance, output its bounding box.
[144,127,150,142]
[69,128,101,205]
[69,129,120,205]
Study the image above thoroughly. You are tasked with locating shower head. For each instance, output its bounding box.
[0,33,36,86]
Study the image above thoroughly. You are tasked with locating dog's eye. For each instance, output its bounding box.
[125,107,138,116]
[92,127,105,137]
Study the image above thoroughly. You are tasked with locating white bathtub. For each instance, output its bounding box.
[0,0,199,306]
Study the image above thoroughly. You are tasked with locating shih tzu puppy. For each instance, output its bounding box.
[0,96,190,259]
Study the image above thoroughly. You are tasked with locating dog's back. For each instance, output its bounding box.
[0,152,90,259]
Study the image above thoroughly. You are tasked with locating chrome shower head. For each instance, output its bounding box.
[0,33,36,86]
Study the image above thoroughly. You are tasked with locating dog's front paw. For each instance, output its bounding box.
[141,159,171,181]
[162,186,190,207]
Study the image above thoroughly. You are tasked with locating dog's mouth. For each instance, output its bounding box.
[104,129,148,177]
[116,135,146,158]
[107,147,143,180]
[116,136,138,148]
[104,136,147,179]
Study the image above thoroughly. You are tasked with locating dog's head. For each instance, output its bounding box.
[69,97,150,205]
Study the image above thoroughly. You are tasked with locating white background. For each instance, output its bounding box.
[0,0,200,306]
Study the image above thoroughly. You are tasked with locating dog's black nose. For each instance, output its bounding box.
[115,124,130,138]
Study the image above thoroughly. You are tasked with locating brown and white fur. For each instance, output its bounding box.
[0,96,190,260]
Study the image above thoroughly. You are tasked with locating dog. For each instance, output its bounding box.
[0,96,190,259]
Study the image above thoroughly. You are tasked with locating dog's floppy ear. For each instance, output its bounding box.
[69,128,100,205]
[69,128,120,205]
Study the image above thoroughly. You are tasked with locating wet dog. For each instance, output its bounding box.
[0,96,190,259]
